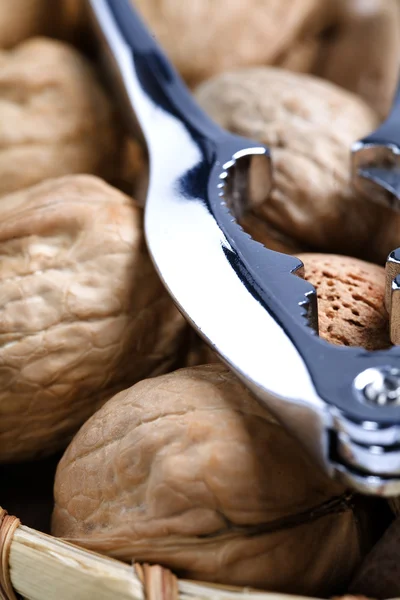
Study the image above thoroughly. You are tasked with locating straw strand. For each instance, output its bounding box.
[0,508,20,600]
[135,563,178,600]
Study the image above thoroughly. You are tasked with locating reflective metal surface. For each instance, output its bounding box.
[352,80,400,209]
[87,0,400,496]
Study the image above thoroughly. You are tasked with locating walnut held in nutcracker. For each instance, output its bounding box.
[0,175,186,462]
[134,0,327,85]
[195,67,400,265]
[52,364,373,597]
[184,252,390,368]
[0,37,120,197]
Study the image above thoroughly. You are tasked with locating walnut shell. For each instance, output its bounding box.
[134,0,327,85]
[319,0,400,118]
[52,364,372,597]
[0,0,60,48]
[275,36,321,74]
[0,37,120,197]
[0,175,186,462]
[195,67,400,264]
[298,253,391,350]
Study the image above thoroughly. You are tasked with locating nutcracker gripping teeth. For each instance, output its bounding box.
[88,0,400,496]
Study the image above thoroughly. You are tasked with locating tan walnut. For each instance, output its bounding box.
[134,0,328,85]
[195,67,400,265]
[52,364,374,597]
[0,37,120,197]
[318,0,400,119]
[0,175,187,462]
[0,0,60,48]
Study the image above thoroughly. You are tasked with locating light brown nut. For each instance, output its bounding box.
[52,363,374,597]
[318,0,400,118]
[274,36,321,74]
[0,37,120,197]
[134,0,326,86]
[0,0,60,48]
[194,67,400,264]
[0,0,86,48]
[298,253,390,350]
[0,175,187,462]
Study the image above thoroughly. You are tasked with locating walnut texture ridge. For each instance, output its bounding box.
[0,175,186,462]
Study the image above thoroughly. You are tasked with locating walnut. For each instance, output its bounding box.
[0,37,120,197]
[134,0,328,85]
[298,253,391,350]
[0,175,187,462]
[318,0,400,118]
[195,67,400,264]
[274,36,321,75]
[52,364,374,597]
[0,0,88,48]
[0,0,60,48]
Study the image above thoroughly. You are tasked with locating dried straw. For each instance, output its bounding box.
[2,509,398,600]
[3,515,317,600]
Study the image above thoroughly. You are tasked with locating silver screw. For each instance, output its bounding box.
[354,367,400,406]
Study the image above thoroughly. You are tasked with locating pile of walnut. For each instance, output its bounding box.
[1,0,399,599]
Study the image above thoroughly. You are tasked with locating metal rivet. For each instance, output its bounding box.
[354,367,400,407]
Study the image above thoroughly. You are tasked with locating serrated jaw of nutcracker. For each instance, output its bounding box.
[351,80,400,210]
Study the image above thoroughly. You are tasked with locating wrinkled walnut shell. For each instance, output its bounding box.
[134,0,327,85]
[0,37,120,197]
[319,0,400,118]
[0,175,186,462]
[0,0,61,48]
[53,364,372,597]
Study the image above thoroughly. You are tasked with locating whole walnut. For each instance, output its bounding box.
[318,0,400,118]
[0,37,120,197]
[275,36,321,75]
[52,364,374,597]
[0,175,186,462]
[0,0,60,48]
[195,67,400,265]
[134,0,328,85]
